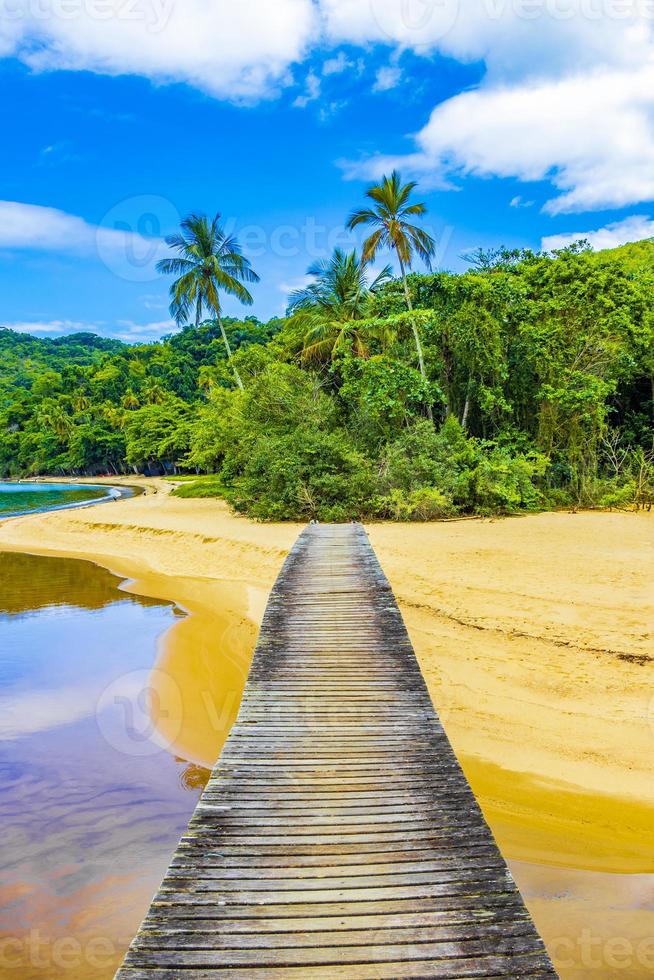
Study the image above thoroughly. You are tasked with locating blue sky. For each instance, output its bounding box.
[1,1,653,341]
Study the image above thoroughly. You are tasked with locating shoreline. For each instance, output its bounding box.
[0,483,652,862]
[1,484,653,977]
[0,478,301,770]
[0,479,138,520]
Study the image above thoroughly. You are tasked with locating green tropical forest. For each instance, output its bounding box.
[1,175,653,522]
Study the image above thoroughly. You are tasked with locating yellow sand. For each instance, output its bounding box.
[1,482,653,978]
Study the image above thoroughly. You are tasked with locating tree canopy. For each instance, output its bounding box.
[1,237,652,520]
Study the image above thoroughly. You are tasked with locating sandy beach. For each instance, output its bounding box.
[1,481,653,978]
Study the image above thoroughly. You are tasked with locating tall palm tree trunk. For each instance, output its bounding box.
[461,377,472,429]
[397,253,433,422]
[215,310,245,392]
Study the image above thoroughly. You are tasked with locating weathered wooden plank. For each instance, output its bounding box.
[118,959,553,980]
[137,906,532,934]
[116,523,556,978]
[131,925,537,951]
[122,937,550,966]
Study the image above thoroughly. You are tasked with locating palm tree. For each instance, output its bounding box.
[347,171,436,414]
[157,213,259,391]
[40,403,73,441]
[122,391,140,411]
[288,248,392,364]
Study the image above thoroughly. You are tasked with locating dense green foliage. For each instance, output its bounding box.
[1,241,653,520]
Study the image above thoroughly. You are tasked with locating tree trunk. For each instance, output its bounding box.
[195,294,202,328]
[461,378,472,429]
[216,310,245,392]
[397,253,433,422]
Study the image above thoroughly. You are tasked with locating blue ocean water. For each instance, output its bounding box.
[0,481,114,517]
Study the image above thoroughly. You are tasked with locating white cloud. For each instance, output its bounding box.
[115,319,178,342]
[0,199,99,251]
[322,51,349,75]
[321,0,649,78]
[293,70,321,107]
[373,65,402,92]
[2,319,97,335]
[2,0,318,101]
[0,199,163,255]
[510,195,534,208]
[542,214,654,252]
[346,61,654,214]
[328,2,654,214]
[1,318,177,342]
[0,686,96,739]
[10,0,641,107]
[0,200,169,283]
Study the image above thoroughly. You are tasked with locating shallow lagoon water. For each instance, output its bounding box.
[0,552,210,979]
[0,483,118,519]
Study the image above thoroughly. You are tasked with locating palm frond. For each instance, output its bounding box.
[346,208,379,231]
[361,228,385,265]
[157,211,259,335]
[369,263,394,292]
[156,257,195,275]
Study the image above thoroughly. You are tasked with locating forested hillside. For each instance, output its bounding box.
[1,242,652,521]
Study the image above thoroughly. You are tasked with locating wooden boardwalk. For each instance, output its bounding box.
[117,523,556,979]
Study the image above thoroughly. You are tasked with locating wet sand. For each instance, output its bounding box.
[1,482,652,978]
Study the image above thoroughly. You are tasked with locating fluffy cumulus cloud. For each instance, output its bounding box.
[3,1,654,212]
[1,0,318,100]
[542,214,654,251]
[328,1,654,213]
[0,200,168,278]
[357,62,654,214]
[321,0,650,77]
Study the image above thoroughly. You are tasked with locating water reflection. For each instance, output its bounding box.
[0,552,210,979]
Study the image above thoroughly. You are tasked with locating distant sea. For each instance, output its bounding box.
[0,481,120,517]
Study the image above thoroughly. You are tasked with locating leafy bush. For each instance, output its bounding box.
[377,487,455,521]
[469,449,547,514]
[225,428,376,522]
